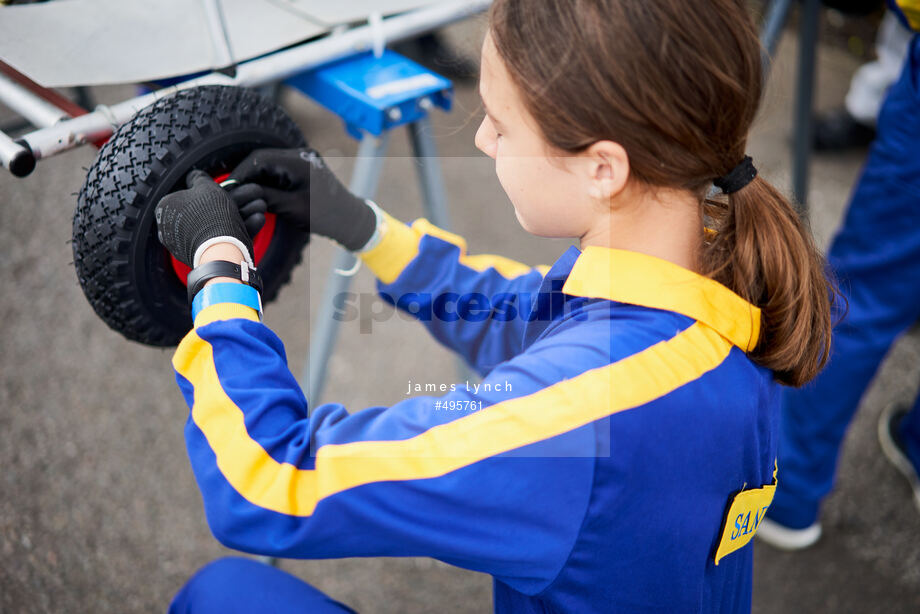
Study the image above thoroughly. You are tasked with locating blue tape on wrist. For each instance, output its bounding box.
[191,282,263,322]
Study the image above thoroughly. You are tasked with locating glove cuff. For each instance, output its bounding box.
[193,236,256,269]
[356,200,387,253]
[331,194,379,252]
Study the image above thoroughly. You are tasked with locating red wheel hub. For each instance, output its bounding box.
[169,172,277,286]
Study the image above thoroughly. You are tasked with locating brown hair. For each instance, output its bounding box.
[490,0,834,386]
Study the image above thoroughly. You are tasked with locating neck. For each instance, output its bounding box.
[579,185,702,272]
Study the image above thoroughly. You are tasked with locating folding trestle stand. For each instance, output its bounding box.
[285,49,472,407]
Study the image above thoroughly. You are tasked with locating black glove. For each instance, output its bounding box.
[155,170,254,267]
[228,148,378,252]
[227,182,269,238]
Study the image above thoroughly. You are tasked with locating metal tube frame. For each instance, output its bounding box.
[0,128,33,176]
[0,0,491,175]
[0,71,69,128]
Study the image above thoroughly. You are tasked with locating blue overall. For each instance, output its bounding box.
[768,31,920,529]
[169,558,356,613]
[168,208,779,613]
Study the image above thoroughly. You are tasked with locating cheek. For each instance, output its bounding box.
[496,156,591,237]
[495,157,555,229]
[493,153,524,204]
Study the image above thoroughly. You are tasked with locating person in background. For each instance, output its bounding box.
[759,0,920,550]
[814,3,912,150]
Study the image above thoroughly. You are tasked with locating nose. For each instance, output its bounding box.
[475,116,497,159]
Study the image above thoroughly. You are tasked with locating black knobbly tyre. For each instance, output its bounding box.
[73,85,309,347]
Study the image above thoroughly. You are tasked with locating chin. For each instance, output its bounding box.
[513,210,567,238]
[512,207,538,235]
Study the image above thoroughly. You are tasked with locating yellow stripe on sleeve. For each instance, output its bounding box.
[409,218,467,251]
[409,218,542,278]
[172,321,733,517]
[461,254,539,279]
[358,212,424,284]
[359,213,545,284]
[194,303,261,328]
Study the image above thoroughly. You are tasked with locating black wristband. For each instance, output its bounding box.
[186,260,263,306]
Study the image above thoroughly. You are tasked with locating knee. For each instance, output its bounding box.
[169,557,356,614]
[169,557,257,614]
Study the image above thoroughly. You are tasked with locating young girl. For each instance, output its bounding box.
[155,0,833,611]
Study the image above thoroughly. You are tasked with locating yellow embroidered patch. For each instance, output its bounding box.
[714,463,778,565]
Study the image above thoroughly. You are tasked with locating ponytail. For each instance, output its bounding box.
[490,0,837,385]
[701,178,836,387]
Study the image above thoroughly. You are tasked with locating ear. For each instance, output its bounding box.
[584,141,629,201]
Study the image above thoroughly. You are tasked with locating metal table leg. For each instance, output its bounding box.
[305,117,473,404]
[760,0,795,75]
[303,133,390,404]
[792,0,821,210]
[408,116,475,384]
[408,115,452,230]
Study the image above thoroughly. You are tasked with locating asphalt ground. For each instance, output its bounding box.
[1,15,919,614]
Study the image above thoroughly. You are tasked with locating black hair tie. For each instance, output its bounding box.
[713,156,757,195]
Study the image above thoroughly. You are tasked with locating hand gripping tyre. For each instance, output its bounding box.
[73,85,309,347]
